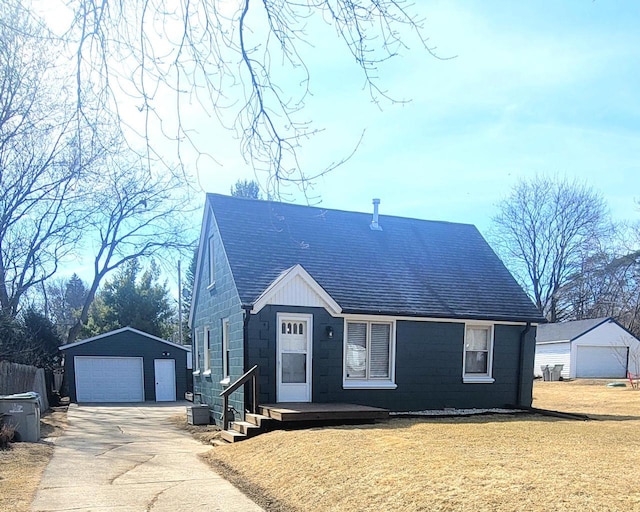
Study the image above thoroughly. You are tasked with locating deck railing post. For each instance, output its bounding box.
[222,395,229,431]
[252,371,259,414]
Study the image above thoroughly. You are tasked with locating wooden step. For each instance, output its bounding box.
[230,420,262,437]
[245,413,273,427]
[220,429,247,443]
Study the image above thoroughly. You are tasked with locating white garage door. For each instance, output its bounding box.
[575,346,627,378]
[75,357,144,402]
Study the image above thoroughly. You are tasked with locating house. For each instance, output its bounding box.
[60,327,191,402]
[535,317,640,379]
[189,194,544,426]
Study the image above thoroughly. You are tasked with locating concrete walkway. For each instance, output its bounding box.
[32,403,264,512]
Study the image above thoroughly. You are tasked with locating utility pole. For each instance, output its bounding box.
[178,260,183,344]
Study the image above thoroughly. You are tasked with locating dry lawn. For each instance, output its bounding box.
[0,406,68,512]
[203,380,640,512]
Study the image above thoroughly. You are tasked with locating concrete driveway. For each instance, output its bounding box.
[32,403,264,512]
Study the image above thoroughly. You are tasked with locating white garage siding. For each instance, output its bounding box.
[575,346,627,378]
[74,356,145,402]
[534,342,571,378]
[570,321,637,379]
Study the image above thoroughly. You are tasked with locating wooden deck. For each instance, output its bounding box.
[259,402,389,422]
[220,403,389,443]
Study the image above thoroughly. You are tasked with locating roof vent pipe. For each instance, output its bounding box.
[370,198,382,231]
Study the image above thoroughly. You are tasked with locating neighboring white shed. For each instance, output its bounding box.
[535,317,640,379]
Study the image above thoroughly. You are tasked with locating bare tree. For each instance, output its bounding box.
[0,3,91,316]
[554,220,640,335]
[559,249,640,335]
[491,175,612,322]
[0,3,198,330]
[66,156,194,343]
[57,0,441,197]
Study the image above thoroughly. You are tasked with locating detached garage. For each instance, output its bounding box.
[535,317,640,379]
[60,327,191,402]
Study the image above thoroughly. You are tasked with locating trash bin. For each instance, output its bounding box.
[0,392,41,442]
[541,365,551,381]
[551,364,564,381]
[187,404,210,425]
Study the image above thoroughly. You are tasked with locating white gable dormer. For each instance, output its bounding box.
[251,264,341,316]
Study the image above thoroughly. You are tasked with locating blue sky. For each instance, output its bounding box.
[194,1,640,234]
[36,1,640,291]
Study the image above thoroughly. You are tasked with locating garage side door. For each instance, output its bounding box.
[575,346,627,378]
[75,357,144,402]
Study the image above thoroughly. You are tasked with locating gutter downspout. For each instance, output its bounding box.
[516,322,532,407]
[242,305,252,413]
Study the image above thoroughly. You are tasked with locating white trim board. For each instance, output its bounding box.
[342,313,536,327]
[188,198,238,328]
[188,202,211,329]
[60,327,191,351]
[251,264,342,316]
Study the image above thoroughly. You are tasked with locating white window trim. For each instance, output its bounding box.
[343,381,397,390]
[463,375,495,384]
[342,316,396,389]
[203,326,211,375]
[192,329,201,375]
[463,324,495,384]
[207,235,216,288]
[221,318,230,380]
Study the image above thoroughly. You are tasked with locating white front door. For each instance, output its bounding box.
[277,314,312,402]
[154,359,176,401]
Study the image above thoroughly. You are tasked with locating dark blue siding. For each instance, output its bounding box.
[191,210,244,425]
[247,305,341,404]
[247,305,535,410]
[62,331,189,402]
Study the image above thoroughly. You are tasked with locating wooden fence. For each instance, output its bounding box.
[0,361,49,410]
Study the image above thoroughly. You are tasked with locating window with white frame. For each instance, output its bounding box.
[203,326,211,374]
[222,319,230,379]
[193,330,201,374]
[463,325,494,383]
[208,236,216,286]
[344,321,395,387]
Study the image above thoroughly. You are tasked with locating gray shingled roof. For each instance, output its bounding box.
[209,194,544,322]
[536,317,610,343]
